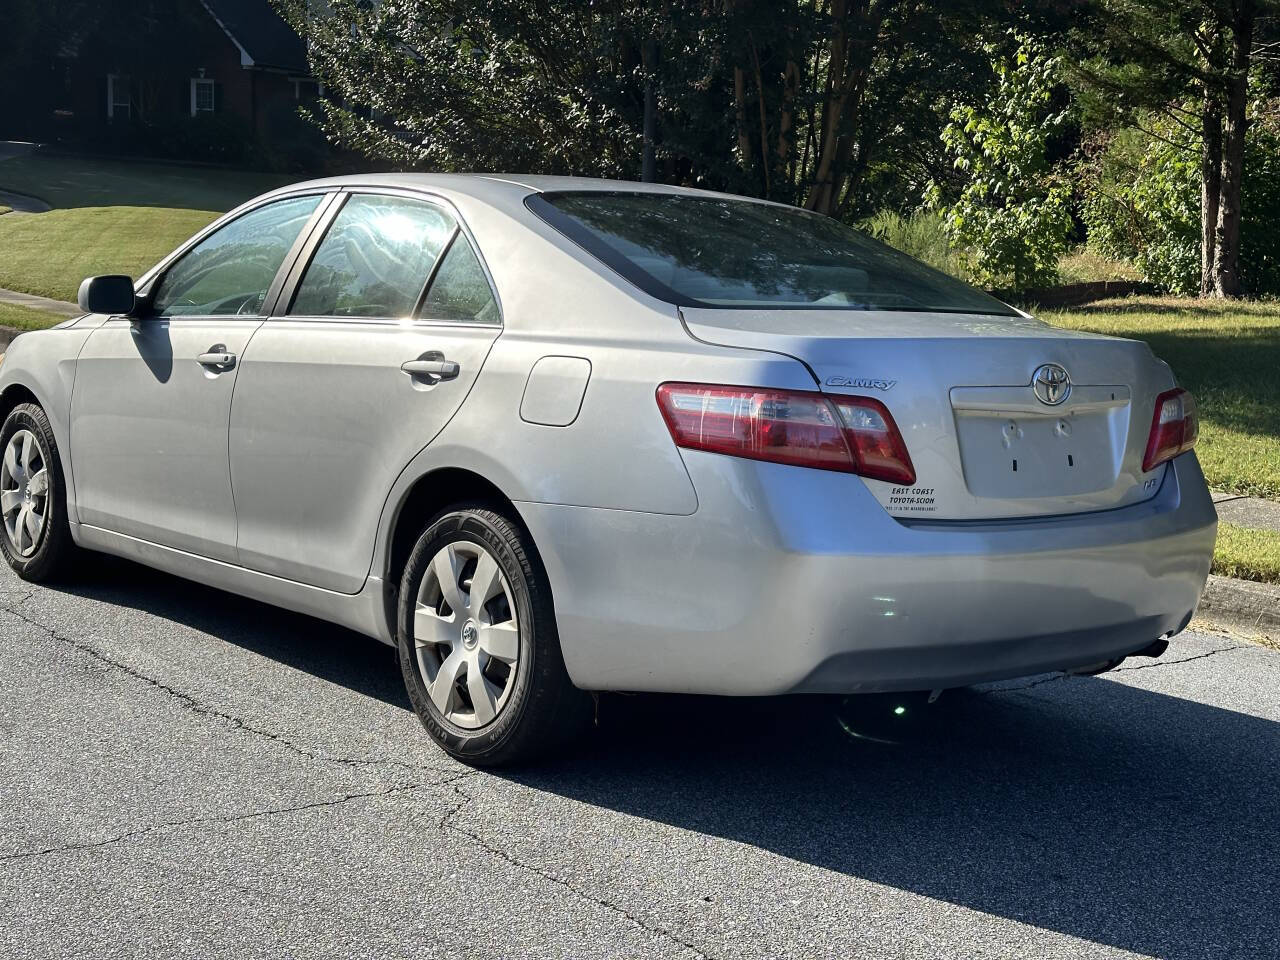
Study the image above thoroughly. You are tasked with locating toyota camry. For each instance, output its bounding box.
[0,175,1217,764]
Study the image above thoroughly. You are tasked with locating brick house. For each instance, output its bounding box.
[47,0,325,167]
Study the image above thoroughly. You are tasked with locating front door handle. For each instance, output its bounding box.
[401,359,460,380]
[197,350,237,370]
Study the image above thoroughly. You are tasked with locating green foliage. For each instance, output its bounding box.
[930,32,1072,292]
[860,210,971,282]
[275,0,1033,215]
[1081,104,1280,295]
[1080,124,1200,294]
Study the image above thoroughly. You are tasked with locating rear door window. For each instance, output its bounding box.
[419,235,500,324]
[290,194,456,319]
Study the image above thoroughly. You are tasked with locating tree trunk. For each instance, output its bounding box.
[734,65,752,170]
[804,0,849,215]
[776,58,799,176]
[749,37,771,196]
[641,38,657,183]
[1212,1,1255,298]
[1200,85,1221,296]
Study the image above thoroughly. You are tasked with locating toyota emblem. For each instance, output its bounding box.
[1032,363,1071,406]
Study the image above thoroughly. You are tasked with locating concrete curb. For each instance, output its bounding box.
[0,287,80,317]
[1196,574,1280,639]
[1213,492,1280,533]
[0,325,22,349]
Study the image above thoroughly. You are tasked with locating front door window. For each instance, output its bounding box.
[151,195,323,317]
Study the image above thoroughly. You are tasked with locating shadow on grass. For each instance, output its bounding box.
[1121,328,1280,441]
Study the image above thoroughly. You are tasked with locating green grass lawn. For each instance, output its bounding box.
[0,207,217,302]
[0,151,293,303]
[0,151,290,210]
[0,302,69,332]
[1057,247,1143,285]
[1044,297,1280,501]
[1212,522,1280,584]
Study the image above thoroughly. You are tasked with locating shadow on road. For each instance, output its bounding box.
[56,554,409,710]
[520,684,1277,959]
[52,556,1277,958]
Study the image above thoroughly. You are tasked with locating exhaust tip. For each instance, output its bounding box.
[1133,636,1170,659]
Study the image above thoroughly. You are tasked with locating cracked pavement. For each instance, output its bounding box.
[1,559,1277,959]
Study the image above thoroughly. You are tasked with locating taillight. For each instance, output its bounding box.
[656,382,916,485]
[1142,387,1199,472]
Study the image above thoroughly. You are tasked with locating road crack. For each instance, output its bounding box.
[983,642,1243,696]
[438,774,715,960]
[0,782,427,866]
[1109,643,1242,672]
[0,592,453,780]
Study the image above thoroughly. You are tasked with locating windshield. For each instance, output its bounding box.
[528,191,1016,316]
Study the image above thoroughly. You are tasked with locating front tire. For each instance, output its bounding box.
[397,506,591,766]
[0,403,76,582]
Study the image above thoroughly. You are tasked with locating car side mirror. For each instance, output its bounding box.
[77,275,136,316]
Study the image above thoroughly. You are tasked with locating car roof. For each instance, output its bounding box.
[253,172,776,210]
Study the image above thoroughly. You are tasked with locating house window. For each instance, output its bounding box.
[291,77,322,101]
[107,74,131,120]
[190,78,215,117]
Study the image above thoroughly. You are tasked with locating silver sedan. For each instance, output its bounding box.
[0,175,1217,764]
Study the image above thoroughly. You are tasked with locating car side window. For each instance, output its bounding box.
[289,194,455,319]
[151,195,323,317]
[419,235,500,324]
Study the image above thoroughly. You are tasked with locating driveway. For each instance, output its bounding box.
[0,558,1275,959]
[0,141,52,212]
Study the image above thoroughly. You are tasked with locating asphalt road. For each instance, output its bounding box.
[1,558,1276,960]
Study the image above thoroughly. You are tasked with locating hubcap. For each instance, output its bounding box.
[1,429,49,559]
[413,541,520,729]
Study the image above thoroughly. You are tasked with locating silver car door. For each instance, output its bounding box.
[229,190,502,593]
[69,193,327,562]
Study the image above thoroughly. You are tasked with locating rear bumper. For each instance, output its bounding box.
[520,452,1216,695]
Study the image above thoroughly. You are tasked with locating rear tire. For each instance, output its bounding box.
[396,505,591,766]
[0,403,77,582]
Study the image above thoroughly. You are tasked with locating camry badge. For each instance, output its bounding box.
[1032,363,1071,405]
[825,376,897,391]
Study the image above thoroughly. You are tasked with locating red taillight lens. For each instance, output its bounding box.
[656,382,916,485]
[1142,387,1199,472]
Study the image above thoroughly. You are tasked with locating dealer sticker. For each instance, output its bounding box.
[888,486,937,513]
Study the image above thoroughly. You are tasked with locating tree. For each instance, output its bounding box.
[930,32,1073,291]
[275,0,1027,218]
[1081,101,1280,295]
[1070,0,1274,297]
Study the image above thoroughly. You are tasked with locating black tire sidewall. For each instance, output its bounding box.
[0,404,69,580]
[397,509,542,763]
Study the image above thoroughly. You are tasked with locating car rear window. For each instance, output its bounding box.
[528,191,1016,316]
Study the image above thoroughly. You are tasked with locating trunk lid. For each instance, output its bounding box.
[680,307,1173,521]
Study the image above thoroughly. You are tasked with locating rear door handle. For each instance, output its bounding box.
[401,359,460,380]
[197,351,237,370]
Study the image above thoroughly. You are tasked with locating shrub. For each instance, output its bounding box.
[861,209,972,282]
[1080,102,1280,296]
[930,32,1073,292]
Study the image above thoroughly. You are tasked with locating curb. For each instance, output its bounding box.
[0,325,21,349]
[1196,574,1280,639]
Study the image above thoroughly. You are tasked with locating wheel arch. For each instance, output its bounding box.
[380,466,542,641]
[0,378,79,527]
[0,382,42,424]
